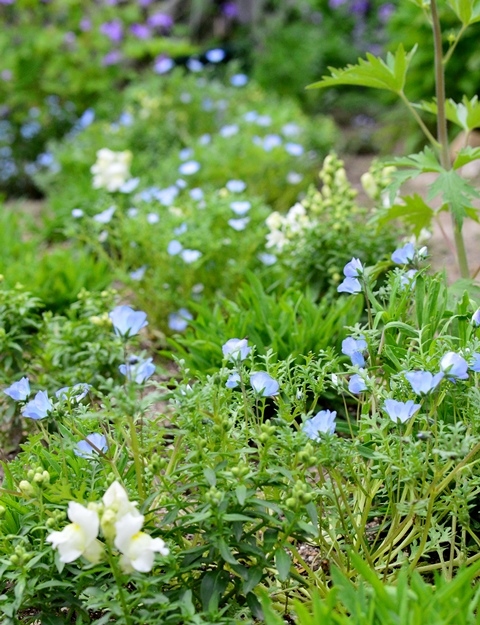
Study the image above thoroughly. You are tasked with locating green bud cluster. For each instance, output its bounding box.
[231,463,249,478]
[9,544,31,567]
[258,419,276,444]
[18,480,35,498]
[45,508,67,528]
[298,443,317,467]
[205,486,224,506]
[285,480,313,510]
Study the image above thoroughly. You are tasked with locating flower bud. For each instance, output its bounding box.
[18,480,35,497]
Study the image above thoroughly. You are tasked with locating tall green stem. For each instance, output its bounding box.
[430,0,469,278]
[127,413,145,500]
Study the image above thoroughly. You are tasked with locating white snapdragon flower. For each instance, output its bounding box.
[115,512,169,573]
[91,148,132,192]
[46,502,103,563]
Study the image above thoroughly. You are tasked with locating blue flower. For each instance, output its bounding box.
[391,242,415,264]
[404,371,444,394]
[167,240,183,255]
[93,205,116,224]
[178,160,200,175]
[222,338,251,362]
[74,433,108,458]
[119,177,140,194]
[472,308,480,326]
[384,399,420,424]
[337,277,362,294]
[168,308,193,332]
[349,374,367,394]
[230,74,248,87]
[469,353,480,372]
[226,372,241,388]
[440,352,469,380]
[343,258,364,277]
[399,269,417,289]
[341,336,367,367]
[226,180,247,193]
[4,377,30,401]
[230,201,251,215]
[180,249,202,264]
[205,48,226,63]
[250,372,279,397]
[228,217,250,231]
[56,383,91,403]
[119,357,156,383]
[303,410,337,440]
[109,305,148,338]
[22,391,52,420]
[130,266,147,281]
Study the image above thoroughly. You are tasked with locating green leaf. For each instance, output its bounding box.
[453,146,480,169]
[235,484,247,506]
[307,45,417,95]
[377,194,434,237]
[427,169,480,226]
[274,548,292,582]
[389,147,443,172]
[417,96,480,131]
[203,467,216,486]
[217,538,238,565]
[447,0,480,25]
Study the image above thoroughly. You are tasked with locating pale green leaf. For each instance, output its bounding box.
[447,0,480,25]
[416,96,480,131]
[427,169,480,226]
[307,45,417,95]
[453,146,480,169]
[377,194,434,237]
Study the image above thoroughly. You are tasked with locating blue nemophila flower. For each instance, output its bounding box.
[303,410,336,440]
[168,308,193,332]
[440,351,469,380]
[56,383,91,403]
[226,180,247,193]
[384,399,420,424]
[337,257,363,294]
[180,249,202,263]
[469,353,480,372]
[119,357,155,383]
[344,258,364,277]
[258,252,277,266]
[167,240,183,256]
[342,336,367,366]
[178,160,200,176]
[338,277,362,294]
[231,73,248,87]
[285,142,304,156]
[226,372,241,388]
[22,391,53,420]
[472,308,480,326]
[228,217,250,231]
[250,372,279,397]
[93,205,116,224]
[391,242,415,264]
[109,305,148,338]
[75,433,108,458]
[405,371,444,394]
[222,338,251,362]
[205,48,226,63]
[230,201,251,215]
[399,269,417,289]
[4,377,30,401]
[130,266,147,281]
[119,178,140,194]
[349,374,367,394]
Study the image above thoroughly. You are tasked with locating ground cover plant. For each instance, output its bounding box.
[2,0,480,623]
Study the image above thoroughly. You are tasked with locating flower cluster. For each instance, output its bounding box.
[91,148,132,192]
[47,482,169,573]
[222,338,279,396]
[265,203,311,252]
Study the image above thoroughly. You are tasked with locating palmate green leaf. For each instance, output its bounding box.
[447,0,480,25]
[453,146,480,169]
[377,194,434,237]
[307,44,417,95]
[416,96,480,131]
[427,168,480,226]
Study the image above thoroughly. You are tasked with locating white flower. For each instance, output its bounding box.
[265,211,284,231]
[46,502,103,563]
[102,481,141,522]
[115,512,169,573]
[265,229,287,251]
[91,148,132,192]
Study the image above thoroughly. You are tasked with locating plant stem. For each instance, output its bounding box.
[108,551,133,625]
[127,413,145,499]
[430,0,469,278]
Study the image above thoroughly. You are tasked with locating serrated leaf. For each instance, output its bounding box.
[453,146,480,169]
[417,96,480,131]
[377,194,434,237]
[427,169,480,226]
[307,44,417,95]
[389,147,443,172]
[274,548,291,582]
[447,0,480,25]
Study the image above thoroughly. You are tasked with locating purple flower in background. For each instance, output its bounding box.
[303,410,336,440]
[130,23,151,39]
[22,391,53,420]
[349,374,367,394]
[109,305,148,337]
[56,383,91,403]
[352,0,369,14]
[119,357,156,383]
[75,433,108,458]
[250,372,279,397]
[138,0,154,6]
[0,0,15,4]
[79,17,92,31]
[154,55,174,74]
[378,3,395,22]
[168,308,193,332]
[148,12,174,30]
[405,371,444,395]
[384,399,420,424]
[222,2,238,18]
[440,352,469,380]
[102,51,123,67]
[100,20,123,43]
[4,377,30,401]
